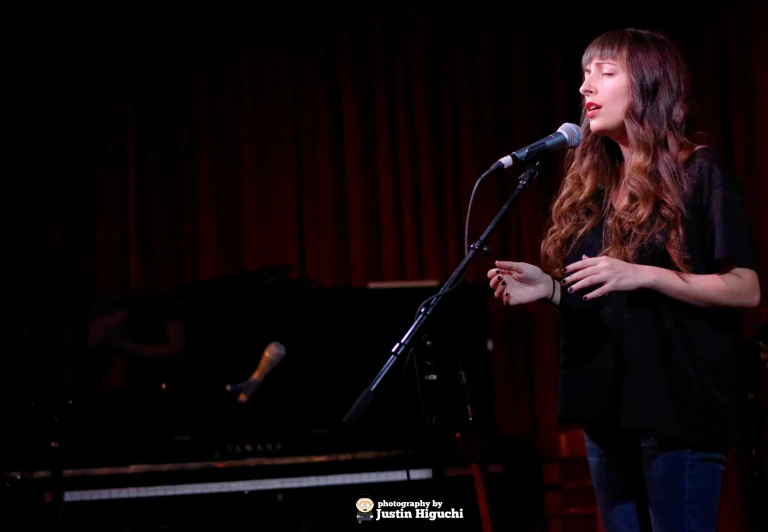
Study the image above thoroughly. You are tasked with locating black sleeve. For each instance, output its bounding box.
[701,152,757,271]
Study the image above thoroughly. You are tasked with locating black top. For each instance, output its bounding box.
[557,148,757,453]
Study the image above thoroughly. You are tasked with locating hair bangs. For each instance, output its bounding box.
[581,31,628,71]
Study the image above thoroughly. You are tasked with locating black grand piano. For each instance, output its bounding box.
[4,267,501,530]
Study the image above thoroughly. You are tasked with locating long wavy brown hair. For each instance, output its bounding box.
[541,29,696,275]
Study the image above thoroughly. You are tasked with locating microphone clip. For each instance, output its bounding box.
[518,161,540,186]
[469,241,491,256]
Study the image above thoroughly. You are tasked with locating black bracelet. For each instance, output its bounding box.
[548,275,556,302]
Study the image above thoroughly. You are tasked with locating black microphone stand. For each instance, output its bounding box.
[406,331,475,499]
[343,161,541,428]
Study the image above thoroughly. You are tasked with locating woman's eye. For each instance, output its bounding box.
[603,73,614,77]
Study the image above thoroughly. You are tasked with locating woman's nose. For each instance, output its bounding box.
[579,78,593,97]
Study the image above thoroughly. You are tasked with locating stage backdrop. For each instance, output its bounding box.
[14,0,768,529]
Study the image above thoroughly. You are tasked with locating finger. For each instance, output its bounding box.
[487,268,510,279]
[488,268,515,279]
[563,256,597,274]
[562,265,601,286]
[563,257,594,273]
[494,273,509,288]
[583,284,612,300]
[494,283,506,299]
[566,273,605,293]
[495,260,524,273]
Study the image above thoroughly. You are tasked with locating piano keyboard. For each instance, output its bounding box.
[63,468,433,502]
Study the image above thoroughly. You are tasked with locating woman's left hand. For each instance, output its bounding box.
[562,255,649,300]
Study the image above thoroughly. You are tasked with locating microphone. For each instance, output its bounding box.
[226,341,286,403]
[492,123,582,170]
[252,341,286,378]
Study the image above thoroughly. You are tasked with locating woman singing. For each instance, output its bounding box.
[488,28,760,532]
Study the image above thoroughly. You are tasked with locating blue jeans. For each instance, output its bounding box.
[583,425,726,532]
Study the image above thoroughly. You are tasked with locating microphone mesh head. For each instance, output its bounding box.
[265,341,287,360]
[557,123,583,148]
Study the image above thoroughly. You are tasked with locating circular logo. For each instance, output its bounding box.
[356,497,374,513]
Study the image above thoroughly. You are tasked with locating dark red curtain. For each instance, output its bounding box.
[18,0,768,296]
[15,0,768,527]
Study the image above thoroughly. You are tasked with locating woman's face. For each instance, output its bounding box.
[579,58,631,143]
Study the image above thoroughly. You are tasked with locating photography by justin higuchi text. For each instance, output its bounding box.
[356,496,464,523]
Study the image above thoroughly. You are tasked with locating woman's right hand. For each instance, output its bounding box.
[487,260,553,306]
